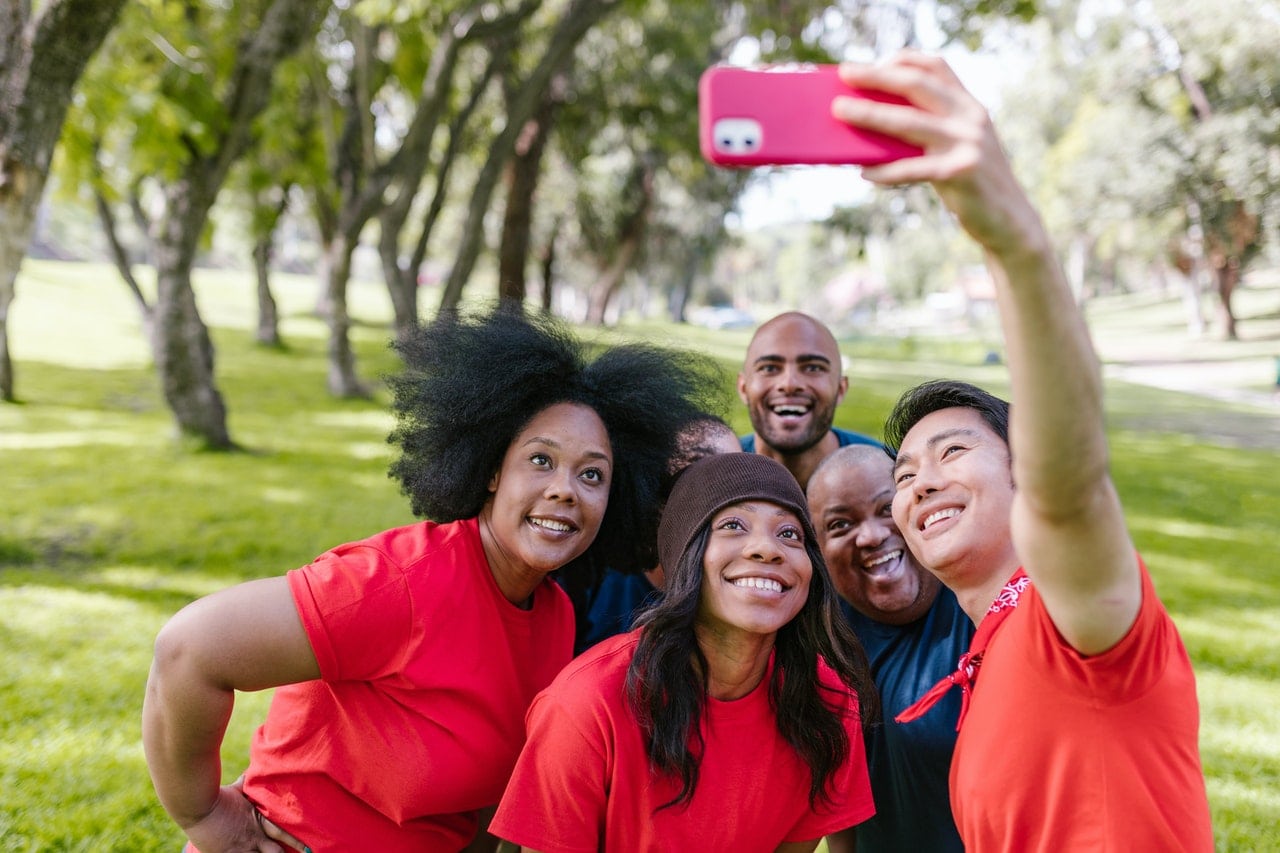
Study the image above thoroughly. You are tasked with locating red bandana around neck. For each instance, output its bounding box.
[894,568,1031,730]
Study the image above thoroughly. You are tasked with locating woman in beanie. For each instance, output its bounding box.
[491,452,878,852]
[142,307,720,853]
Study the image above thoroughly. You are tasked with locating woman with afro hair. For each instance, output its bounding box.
[143,307,722,853]
[491,452,879,852]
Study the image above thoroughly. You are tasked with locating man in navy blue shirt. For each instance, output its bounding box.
[738,312,879,489]
[808,444,973,853]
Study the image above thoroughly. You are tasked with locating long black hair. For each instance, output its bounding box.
[386,306,724,592]
[624,508,876,810]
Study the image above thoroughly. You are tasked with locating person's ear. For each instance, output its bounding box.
[835,375,848,404]
[736,372,749,405]
[488,469,500,494]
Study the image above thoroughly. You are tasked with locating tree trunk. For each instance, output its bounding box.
[93,183,155,346]
[497,82,558,306]
[377,26,507,340]
[1214,261,1239,341]
[146,0,325,447]
[0,191,29,401]
[250,186,291,348]
[584,160,654,325]
[253,234,282,347]
[321,233,368,398]
[438,0,622,312]
[585,231,643,325]
[152,183,232,449]
[0,0,130,401]
[538,216,560,314]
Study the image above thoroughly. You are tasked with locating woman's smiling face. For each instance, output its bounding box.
[484,402,613,579]
[697,500,813,638]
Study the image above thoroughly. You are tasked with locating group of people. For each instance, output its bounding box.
[143,52,1214,852]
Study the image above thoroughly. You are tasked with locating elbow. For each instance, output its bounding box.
[150,603,223,691]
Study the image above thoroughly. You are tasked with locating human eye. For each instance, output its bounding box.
[826,519,851,533]
[716,517,744,531]
[529,452,551,467]
[581,467,607,484]
[801,363,826,374]
[778,525,803,542]
[894,470,915,487]
[942,443,966,458]
[877,502,894,517]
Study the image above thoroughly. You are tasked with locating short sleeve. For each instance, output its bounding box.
[490,691,610,853]
[287,542,413,682]
[1023,557,1177,702]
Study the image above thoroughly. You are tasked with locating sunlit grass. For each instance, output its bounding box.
[3,260,1278,850]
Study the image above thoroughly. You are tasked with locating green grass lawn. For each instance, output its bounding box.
[3,260,1278,850]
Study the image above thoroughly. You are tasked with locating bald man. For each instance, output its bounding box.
[808,445,972,853]
[737,312,879,489]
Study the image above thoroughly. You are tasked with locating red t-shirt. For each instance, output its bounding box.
[951,561,1213,851]
[490,630,875,852]
[239,517,575,852]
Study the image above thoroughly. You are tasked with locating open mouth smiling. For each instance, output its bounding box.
[770,403,811,418]
[863,549,902,574]
[529,516,576,534]
[921,508,961,530]
[730,576,786,593]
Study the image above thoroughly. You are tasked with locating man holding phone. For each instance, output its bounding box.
[818,53,1213,849]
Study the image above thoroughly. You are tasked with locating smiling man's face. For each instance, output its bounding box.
[809,447,940,625]
[738,314,847,456]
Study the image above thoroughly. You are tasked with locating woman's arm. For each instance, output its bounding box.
[142,576,320,852]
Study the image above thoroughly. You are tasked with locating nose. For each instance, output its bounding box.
[746,530,784,563]
[775,363,804,392]
[543,467,578,503]
[910,457,945,502]
[854,517,890,549]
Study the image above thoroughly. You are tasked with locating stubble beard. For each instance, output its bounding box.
[753,401,836,455]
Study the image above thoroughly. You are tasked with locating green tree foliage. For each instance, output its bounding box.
[992,0,1279,336]
[58,0,327,448]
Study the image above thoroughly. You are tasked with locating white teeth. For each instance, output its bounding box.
[772,406,808,416]
[923,508,961,529]
[865,550,901,568]
[731,577,783,593]
[531,517,571,532]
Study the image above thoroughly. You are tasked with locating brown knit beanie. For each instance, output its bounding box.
[657,452,816,571]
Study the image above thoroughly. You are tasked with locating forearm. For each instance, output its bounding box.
[142,640,235,827]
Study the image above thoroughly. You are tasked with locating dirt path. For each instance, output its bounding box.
[1106,361,1280,451]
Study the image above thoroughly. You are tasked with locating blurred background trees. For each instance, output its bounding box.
[4,0,1277,447]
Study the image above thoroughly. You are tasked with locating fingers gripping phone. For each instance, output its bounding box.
[698,64,922,167]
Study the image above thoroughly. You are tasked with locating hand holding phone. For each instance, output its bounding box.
[698,64,923,167]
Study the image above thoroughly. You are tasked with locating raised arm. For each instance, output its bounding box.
[142,576,319,852]
[833,52,1139,654]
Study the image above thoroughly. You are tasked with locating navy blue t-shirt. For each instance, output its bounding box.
[575,569,660,655]
[739,426,881,453]
[842,586,974,853]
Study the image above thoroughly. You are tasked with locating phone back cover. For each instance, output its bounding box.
[699,64,923,167]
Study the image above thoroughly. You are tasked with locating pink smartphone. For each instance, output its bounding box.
[698,64,922,167]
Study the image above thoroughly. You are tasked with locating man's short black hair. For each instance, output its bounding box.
[883,379,1010,452]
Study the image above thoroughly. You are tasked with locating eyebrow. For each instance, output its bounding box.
[523,436,612,463]
[892,427,983,473]
[752,353,832,367]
